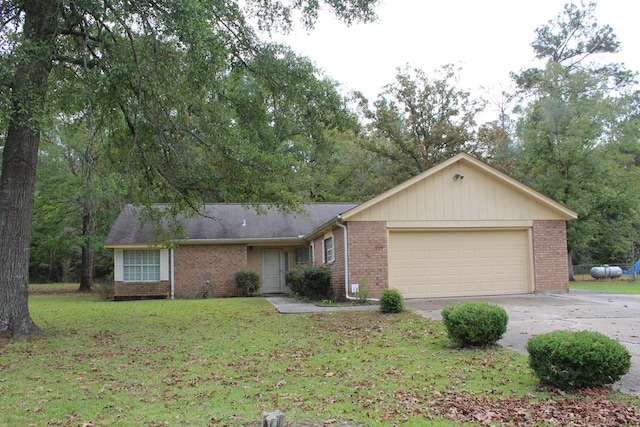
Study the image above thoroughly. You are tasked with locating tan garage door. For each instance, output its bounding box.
[389,230,530,298]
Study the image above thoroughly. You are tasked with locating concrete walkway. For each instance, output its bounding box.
[266,296,378,313]
[267,292,640,397]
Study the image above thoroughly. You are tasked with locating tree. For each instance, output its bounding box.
[477,90,519,175]
[511,2,640,276]
[0,0,379,337]
[30,120,126,289]
[293,128,395,202]
[360,65,486,183]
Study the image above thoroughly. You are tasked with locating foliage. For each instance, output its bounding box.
[510,1,640,269]
[356,272,369,303]
[285,265,333,300]
[359,64,486,183]
[441,302,508,347]
[234,268,260,296]
[30,121,125,285]
[379,288,405,313]
[92,279,115,301]
[2,294,638,426]
[527,330,631,389]
[0,0,379,337]
[293,129,394,202]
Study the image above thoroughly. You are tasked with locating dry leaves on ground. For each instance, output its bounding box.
[427,388,640,426]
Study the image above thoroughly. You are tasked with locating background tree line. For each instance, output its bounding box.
[1,1,638,337]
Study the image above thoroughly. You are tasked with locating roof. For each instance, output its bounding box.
[104,203,357,247]
[340,153,578,221]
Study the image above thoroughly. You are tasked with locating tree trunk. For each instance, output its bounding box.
[568,248,575,282]
[0,0,59,337]
[78,211,93,292]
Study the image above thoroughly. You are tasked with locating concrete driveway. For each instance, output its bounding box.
[405,290,640,396]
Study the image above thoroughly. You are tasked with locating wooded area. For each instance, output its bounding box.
[1,1,639,336]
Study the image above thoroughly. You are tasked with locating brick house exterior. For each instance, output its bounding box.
[105,153,577,300]
[532,220,571,293]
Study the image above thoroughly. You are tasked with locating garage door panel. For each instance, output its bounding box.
[389,230,530,298]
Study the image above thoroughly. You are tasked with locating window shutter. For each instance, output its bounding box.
[321,239,326,264]
[160,249,169,281]
[114,249,123,281]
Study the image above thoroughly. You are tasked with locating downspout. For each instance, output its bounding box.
[335,218,379,302]
[170,248,175,300]
[334,219,355,301]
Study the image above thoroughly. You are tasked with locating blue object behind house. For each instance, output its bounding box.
[623,259,640,274]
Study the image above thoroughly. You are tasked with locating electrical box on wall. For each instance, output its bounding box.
[351,283,359,294]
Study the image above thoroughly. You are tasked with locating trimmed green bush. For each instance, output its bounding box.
[285,265,333,300]
[527,330,631,389]
[379,289,405,313]
[441,302,508,347]
[234,268,260,296]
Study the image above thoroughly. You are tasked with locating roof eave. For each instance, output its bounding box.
[303,215,343,241]
[104,237,308,249]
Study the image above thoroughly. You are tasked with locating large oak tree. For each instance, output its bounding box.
[360,65,486,183]
[0,0,378,337]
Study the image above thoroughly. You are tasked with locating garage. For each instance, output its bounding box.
[388,229,531,298]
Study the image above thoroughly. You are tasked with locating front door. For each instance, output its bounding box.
[263,249,284,293]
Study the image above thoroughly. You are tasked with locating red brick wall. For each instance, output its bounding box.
[114,281,170,299]
[174,245,248,298]
[312,222,388,300]
[347,221,388,298]
[311,228,346,299]
[532,220,570,292]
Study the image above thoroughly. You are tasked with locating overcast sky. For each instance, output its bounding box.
[271,0,639,118]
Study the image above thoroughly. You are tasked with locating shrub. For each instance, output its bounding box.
[527,330,631,389]
[234,268,260,296]
[93,279,115,301]
[285,269,302,295]
[441,302,508,347]
[379,289,405,313]
[285,265,332,300]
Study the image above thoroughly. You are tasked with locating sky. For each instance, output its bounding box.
[271,0,640,118]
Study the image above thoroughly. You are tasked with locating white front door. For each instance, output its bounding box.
[263,249,284,293]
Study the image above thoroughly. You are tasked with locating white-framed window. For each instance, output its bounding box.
[123,250,161,281]
[323,236,334,264]
[294,247,310,266]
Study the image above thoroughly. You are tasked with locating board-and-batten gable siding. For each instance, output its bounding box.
[345,160,570,223]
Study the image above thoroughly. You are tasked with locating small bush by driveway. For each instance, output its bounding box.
[406,291,640,396]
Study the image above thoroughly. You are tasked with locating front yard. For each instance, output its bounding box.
[1,290,639,425]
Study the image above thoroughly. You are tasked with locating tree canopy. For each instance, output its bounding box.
[0,0,379,337]
[359,65,486,183]
[511,1,640,272]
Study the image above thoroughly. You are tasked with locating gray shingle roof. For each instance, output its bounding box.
[104,203,358,246]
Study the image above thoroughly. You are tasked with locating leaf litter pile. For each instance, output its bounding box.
[426,388,640,426]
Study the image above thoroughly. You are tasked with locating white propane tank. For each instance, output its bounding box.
[590,265,623,279]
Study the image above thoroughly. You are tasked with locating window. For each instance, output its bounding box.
[323,236,334,264]
[294,247,310,266]
[123,250,160,281]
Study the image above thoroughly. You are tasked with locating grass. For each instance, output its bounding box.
[1,285,638,426]
[571,277,640,294]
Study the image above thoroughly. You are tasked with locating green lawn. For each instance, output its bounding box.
[1,289,638,426]
[571,278,640,294]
